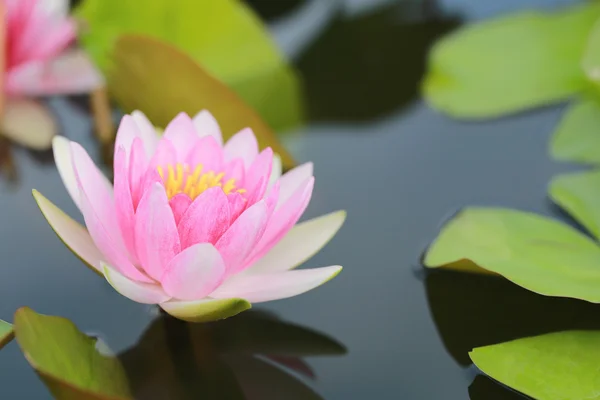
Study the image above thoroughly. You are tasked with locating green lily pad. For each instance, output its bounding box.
[108,35,295,168]
[14,307,131,399]
[549,169,600,239]
[423,207,600,302]
[75,0,303,133]
[550,98,600,164]
[0,319,13,350]
[550,16,600,166]
[582,16,600,84]
[422,2,600,118]
[470,331,600,400]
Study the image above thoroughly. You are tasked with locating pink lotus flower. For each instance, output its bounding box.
[34,111,344,321]
[2,0,103,149]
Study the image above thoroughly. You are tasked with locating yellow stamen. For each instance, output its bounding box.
[156,163,244,200]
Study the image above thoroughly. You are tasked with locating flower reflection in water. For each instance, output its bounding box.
[119,310,346,399]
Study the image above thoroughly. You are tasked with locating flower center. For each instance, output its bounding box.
[157,163,244,200]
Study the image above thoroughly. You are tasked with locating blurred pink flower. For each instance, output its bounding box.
[34,111,344,321]
[2,0,103,149]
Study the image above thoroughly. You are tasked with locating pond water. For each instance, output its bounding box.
[0,0,596,398]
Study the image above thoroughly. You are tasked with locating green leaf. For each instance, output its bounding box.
[426,270,600,366]
[75,0,303,133]
[14,307,131,400]
[550,98,600,164]
[582,16,600,84]
[549,169,600,239]
[422,2,600,118]
[108,35,295,169]
[232,64,304,135]
[424,207,600,302]
[470,331,600,400]
[0,319,13,350]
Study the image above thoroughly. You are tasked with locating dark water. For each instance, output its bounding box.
[1,0,597,398]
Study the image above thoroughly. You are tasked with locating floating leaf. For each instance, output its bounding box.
[582,16,600,83]
[549,169,600,239]
[14,307,131,400]
[470,331,600,400]
[422,2,600,118]
[232,63,303,136]
[424,207,600,302]
[426,270,600,366]
[422,256,494,276]
[550,98,600,164]
[108,35,295,168]
[0,319,13,350]
[75,0,303,132]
